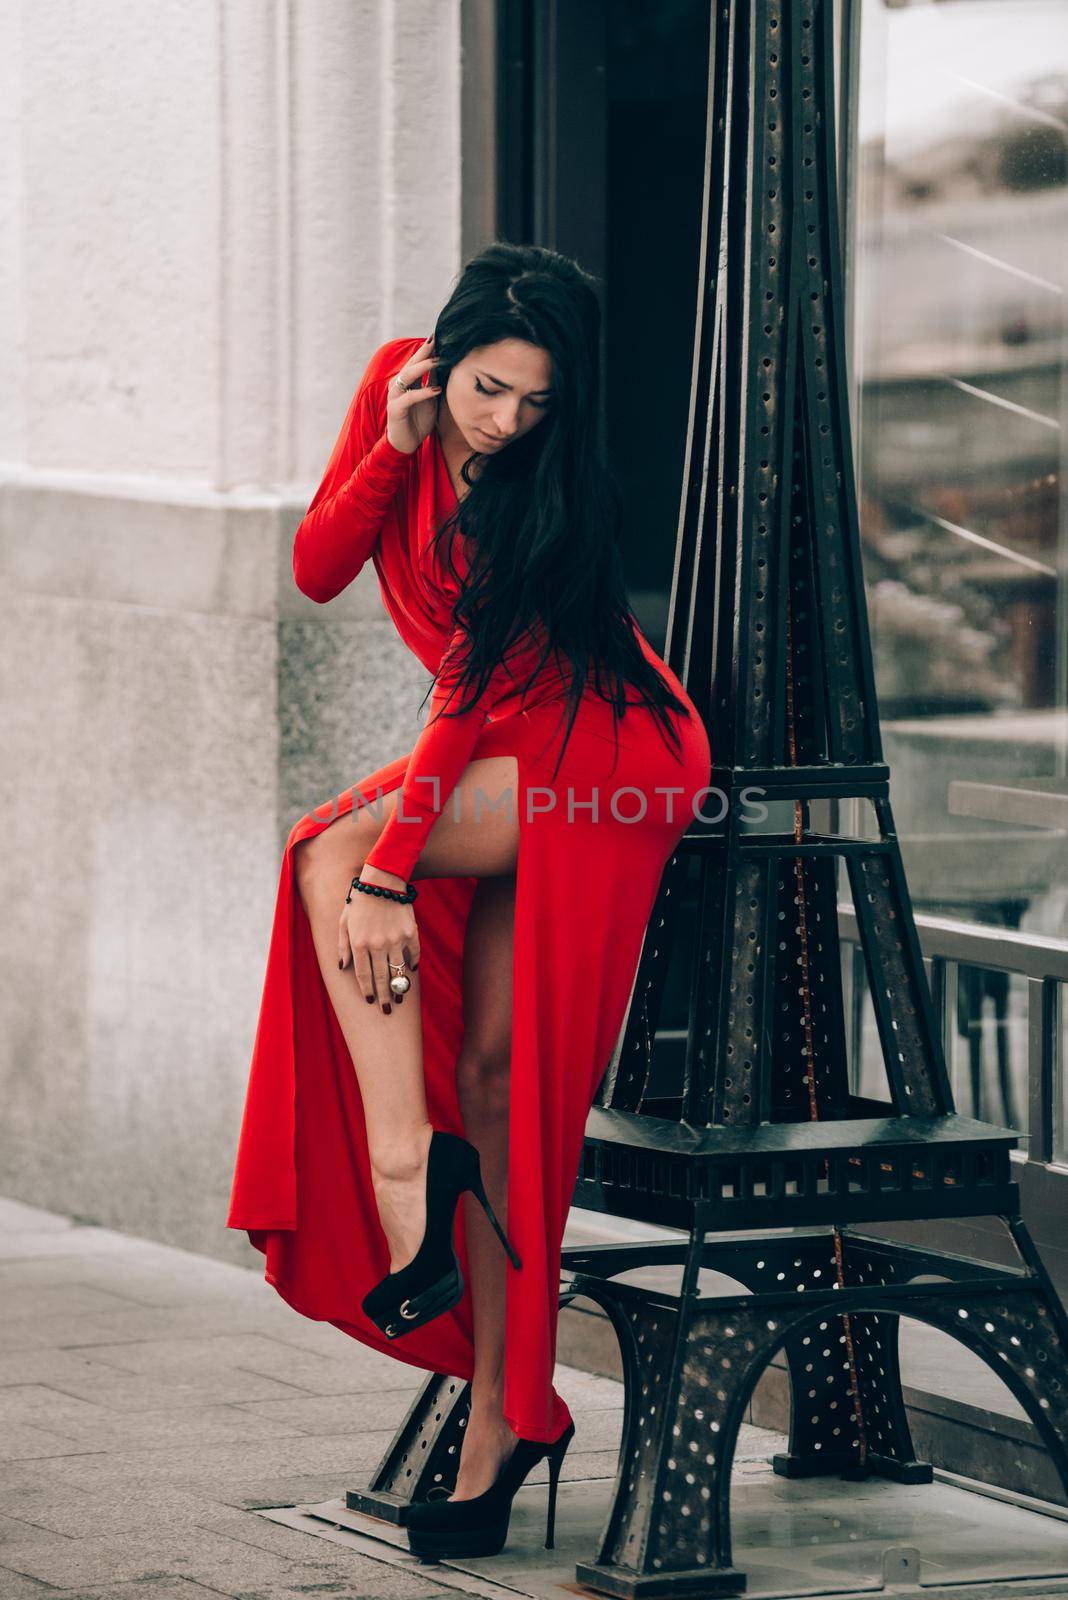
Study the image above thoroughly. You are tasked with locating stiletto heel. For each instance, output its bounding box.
[406,1418,576,1559]
[361,1129,522,1341]
[469,1163,523,1271]
[545,1441,564,1548]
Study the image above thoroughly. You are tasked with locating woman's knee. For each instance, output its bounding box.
[455,1044,511,1109]
[293,806,375,903]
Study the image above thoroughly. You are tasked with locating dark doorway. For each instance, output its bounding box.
[481,0,711,648]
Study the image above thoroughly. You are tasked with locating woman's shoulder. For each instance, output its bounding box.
[360,335,428,388]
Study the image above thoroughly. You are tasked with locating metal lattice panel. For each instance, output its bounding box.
[767,854,849,1121]
[567,1226,1068,1596]
[847,831,954,1115]
[345,1373,469,1521]
[718,860,767,1126]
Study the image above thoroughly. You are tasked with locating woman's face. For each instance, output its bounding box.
[443,338,554,454]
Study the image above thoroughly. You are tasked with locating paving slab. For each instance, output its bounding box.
[274,1463,1068,1600]
[0,1197,460,1598]
[0,1391,324,1453]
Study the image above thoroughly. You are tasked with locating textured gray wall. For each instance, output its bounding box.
[0,0,462,1264]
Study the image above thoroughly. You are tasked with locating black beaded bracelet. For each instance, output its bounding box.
[346,875,418,906]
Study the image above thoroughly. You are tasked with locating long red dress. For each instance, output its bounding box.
[226,336,712,1444]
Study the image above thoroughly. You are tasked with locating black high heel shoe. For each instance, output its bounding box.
[405,1418,576,1559]
[361,1129,522,1340]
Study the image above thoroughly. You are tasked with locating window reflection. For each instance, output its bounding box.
[946,962,1029,1135]
[850,0,1068,1136]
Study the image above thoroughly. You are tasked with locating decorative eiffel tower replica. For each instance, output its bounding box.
[345,0,1068,1592]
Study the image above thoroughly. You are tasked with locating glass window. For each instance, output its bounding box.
[848,0,1068,1136]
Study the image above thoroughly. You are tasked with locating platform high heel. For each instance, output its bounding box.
[361,1128,522,1340]
[405,1418,576,1559]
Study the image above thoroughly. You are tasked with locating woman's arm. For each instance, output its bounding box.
[292,348,411,603]
[361,625,519,883]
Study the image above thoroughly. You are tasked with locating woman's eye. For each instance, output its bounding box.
[474,376,550,408]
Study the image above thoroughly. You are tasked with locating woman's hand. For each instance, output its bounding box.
[386,335,444,455]
[339,866,421,1015]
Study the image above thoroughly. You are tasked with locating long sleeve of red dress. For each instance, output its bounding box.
[293,342,519,884]
[292,351,412,604]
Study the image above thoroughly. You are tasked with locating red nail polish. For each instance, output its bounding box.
[383,1004,392,1015]
[366,995,374,1004]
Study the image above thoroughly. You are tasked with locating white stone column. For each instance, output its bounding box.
[0,0,462,1257]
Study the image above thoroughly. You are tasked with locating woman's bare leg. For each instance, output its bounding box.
[291,757,518,1272]
[293,795,432,1273]
[294,755,524,1491]
[452,872,518,1497]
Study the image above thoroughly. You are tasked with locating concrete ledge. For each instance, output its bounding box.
[0,473,386,620]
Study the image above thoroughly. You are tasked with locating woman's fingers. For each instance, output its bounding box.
[394,364,436,389]
[339,908,372,1001]
[394,353,439,387]
[386,945,408,1007]
[369,949,393,1014]
[339,897,420,1017]
[354,951,376,1005]
[386,340,442,454]
[395,384,441,410]
[338,910,353,972]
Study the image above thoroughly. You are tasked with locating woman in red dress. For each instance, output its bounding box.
[226,242,711,1549]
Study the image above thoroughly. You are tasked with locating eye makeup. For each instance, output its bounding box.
[474,375,552,408]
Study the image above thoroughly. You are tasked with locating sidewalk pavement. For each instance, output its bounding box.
[0,1193,634,1600]
[9,1196,1068,1600]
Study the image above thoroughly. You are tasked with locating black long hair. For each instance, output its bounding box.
[422,240,695,783]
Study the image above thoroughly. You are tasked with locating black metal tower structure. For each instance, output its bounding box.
[347,2,1068,1594]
